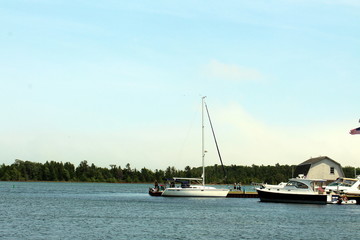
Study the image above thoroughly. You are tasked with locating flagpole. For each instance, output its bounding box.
[350,119,360,177]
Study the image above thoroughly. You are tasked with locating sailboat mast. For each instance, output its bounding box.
[202,96,206,186]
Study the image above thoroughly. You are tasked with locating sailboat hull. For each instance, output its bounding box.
[162,187,229,197]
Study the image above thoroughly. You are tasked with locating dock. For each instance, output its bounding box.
[226,190,258,198]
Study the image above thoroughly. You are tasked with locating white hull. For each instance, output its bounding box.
[330,199,357,205]
[162,187,229,197]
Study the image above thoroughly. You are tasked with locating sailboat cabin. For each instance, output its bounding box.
[294,156,344,181]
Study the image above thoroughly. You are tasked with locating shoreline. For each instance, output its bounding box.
[0,180,235,185]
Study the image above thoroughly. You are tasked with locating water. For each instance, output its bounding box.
[1,182,359,240]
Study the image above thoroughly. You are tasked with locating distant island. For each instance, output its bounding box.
[0,159,358,184]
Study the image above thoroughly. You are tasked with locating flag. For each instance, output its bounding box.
[350,127,360,135]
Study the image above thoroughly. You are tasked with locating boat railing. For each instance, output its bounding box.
[251,182,265,189]
[251,182,264,186]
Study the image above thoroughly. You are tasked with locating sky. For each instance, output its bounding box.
[1,0,360,171]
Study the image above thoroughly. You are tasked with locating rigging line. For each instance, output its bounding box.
[204,101,227,181]
[176,108,198,163]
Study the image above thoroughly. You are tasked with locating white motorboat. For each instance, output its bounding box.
[256,176,327,204]
[161,97,229,197]
[327,194,357,205]
[325,176,360,195]
[325,176,360,204]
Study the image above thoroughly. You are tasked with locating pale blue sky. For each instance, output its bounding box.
[1,0,360,170]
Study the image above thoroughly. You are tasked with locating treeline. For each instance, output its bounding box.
[0,159,359,184]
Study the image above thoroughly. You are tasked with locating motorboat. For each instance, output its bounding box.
[324,176,360,204]
[256,176,327,204]
[148,182,166,196]
[327,194,357,205]
[325,176,360,195]
[161,97,229,197]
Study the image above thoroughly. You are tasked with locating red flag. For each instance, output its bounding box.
[350,127,360,135]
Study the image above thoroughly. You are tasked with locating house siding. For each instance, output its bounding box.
[304,159,343,180]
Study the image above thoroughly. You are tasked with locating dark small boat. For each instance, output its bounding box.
[149,188,163,196]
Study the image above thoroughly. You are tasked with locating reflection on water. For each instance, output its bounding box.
[0,182,359,240]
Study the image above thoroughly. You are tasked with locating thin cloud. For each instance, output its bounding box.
[321,0,360,7]
[203,60,264,82]
[213,103,360,167]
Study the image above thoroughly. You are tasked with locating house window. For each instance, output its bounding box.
[330,167,335,174]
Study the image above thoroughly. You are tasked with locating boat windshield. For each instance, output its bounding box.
[342,180,356,186]
[328,179,357,187]
[286,181,308,189]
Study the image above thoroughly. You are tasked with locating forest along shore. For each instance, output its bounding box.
[1,159,359,184]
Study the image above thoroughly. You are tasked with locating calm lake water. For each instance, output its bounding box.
[0,182,359,240]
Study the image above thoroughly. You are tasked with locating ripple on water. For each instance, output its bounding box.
[1,182,359,240]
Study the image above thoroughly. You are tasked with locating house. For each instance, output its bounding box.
[293,156,344,181]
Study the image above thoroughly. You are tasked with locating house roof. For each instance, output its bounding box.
[298,156,341,166]
[293,164,311,177]
[294,156,344,178]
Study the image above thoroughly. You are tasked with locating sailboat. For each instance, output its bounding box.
[161,97,230,197]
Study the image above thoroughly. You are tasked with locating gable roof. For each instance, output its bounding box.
[298,156,341,166]
[294,156,344,178]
